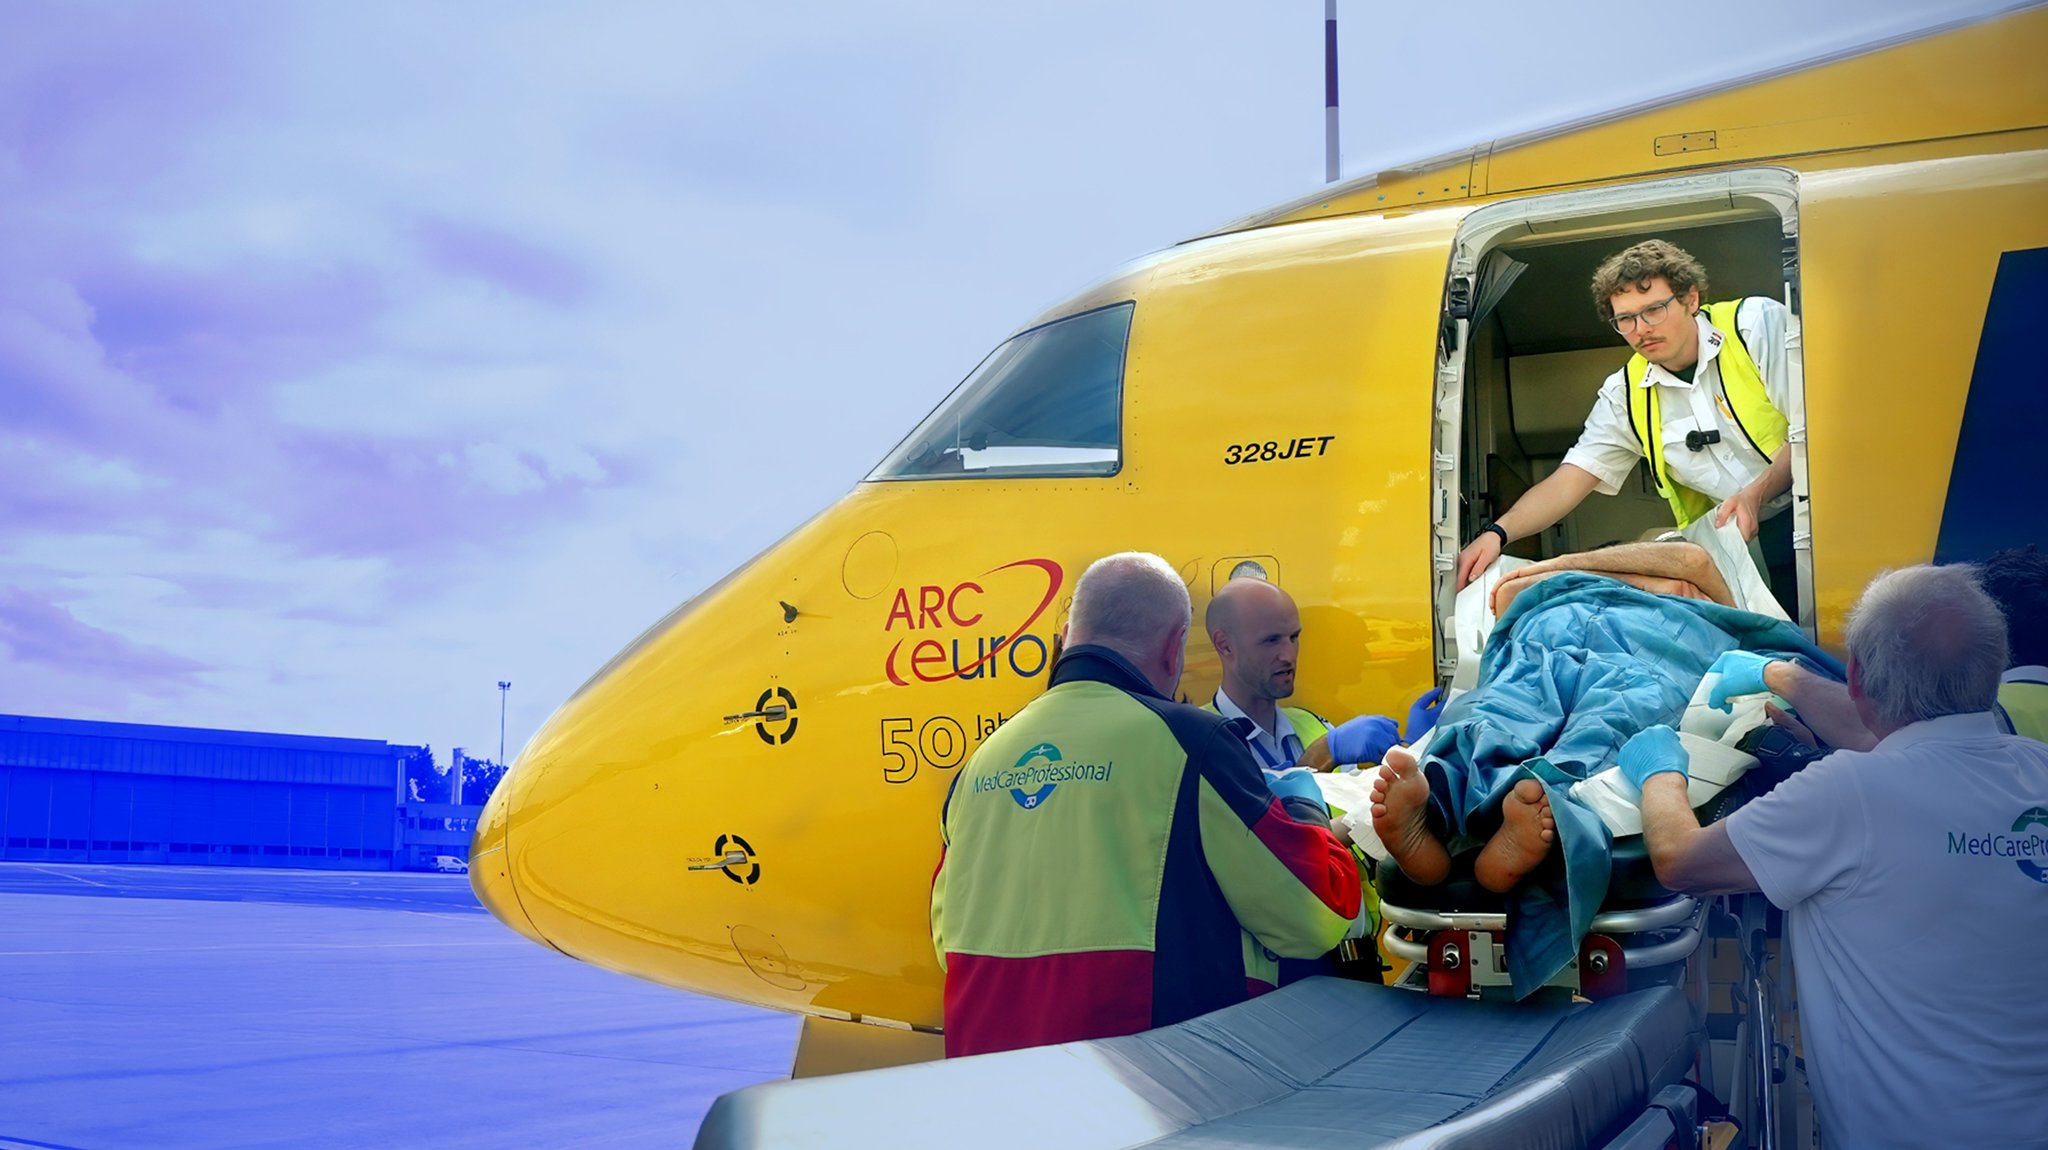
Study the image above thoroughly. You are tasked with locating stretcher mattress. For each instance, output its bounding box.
[693,980,1699,1150]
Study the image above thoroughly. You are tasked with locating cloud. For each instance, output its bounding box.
[160,572,289,611]
[412,216,592,307]
[78,256,385,412]
[0,586,209,688]
[261,430,634,560]
[0,3,251,193]
[611,45,940,223]
[0,270,162,448]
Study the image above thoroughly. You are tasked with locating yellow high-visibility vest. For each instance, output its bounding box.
[1200,701,1333,755]
[1997,677,2048,742]
[1626,299,1789,527]
[1282,706,1332,745]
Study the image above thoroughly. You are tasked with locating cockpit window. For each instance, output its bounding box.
[868,301,1132,481]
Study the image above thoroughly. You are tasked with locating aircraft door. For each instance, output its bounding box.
[1129,210,1469,722]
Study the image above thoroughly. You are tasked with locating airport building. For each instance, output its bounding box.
[0,713,481,871]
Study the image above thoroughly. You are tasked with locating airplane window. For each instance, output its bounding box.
[868,301,1132,481]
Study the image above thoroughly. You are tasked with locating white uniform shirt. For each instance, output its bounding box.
[1562,298,1793,513]
[1723,711,2048,1149]
[1212,687,1303,770]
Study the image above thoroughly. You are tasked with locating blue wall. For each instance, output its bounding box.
[0,714,417,870]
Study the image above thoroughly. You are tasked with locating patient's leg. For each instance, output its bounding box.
[1369,746,1450,885]
[1473,779,1556,894]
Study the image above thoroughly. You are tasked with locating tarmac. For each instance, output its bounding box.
[0,862,799,1149]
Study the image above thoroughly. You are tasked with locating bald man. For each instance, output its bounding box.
[1202,578,1334,772]
[1203,576,1401,985]
[1204,577,1403,778]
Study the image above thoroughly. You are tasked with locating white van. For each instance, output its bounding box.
[430,854,469,874]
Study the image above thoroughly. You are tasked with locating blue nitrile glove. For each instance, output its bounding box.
[1266,767,1331,827]
[1706,650,1780,712]
[1618,725,1689,791]
[1405,686,1445,742]
[1328,714,1400,767]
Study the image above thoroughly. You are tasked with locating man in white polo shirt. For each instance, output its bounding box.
[1625,564,2048,1147]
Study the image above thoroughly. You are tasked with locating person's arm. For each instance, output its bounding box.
[1195,730,1360,958]
[1295,735,1334,773]
[1765,661,1875,751]
[1713,444,1792,542]
[1707,651,1874,752]
[1456,463,1603,589]
[1640,773,1759,895]
[928,772,982,970]
[929,847,950,970]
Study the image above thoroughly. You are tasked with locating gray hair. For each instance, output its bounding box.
[1846,565,2009,729]
[1068,552,1191,657]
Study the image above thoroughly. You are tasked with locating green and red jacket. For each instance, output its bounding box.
[930,644,1362,1058]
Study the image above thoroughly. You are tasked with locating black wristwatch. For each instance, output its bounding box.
[1478,522,1509,548]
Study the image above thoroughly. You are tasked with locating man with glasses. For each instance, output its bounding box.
[1456,239,1796,613]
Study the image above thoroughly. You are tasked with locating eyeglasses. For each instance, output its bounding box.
[1610,295,1680,335]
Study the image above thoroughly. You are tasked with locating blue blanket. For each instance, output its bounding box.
[1418,572,1842,997]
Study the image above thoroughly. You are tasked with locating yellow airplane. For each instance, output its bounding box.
[473,6,2048,1076]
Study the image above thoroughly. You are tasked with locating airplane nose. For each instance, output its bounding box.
[470,776,547,947]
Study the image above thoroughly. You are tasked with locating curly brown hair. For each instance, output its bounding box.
[1589,240,1708,323]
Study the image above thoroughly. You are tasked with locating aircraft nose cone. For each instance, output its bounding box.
[470,779,546,946]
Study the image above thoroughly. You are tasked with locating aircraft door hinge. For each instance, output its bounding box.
[1440,279,1474,356]
[1781,236,1801,313]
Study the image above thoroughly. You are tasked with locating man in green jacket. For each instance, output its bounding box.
[932,552,1361,1057]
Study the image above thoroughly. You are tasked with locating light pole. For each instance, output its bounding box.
[498,681,512,770]
[1325,0,1340,184]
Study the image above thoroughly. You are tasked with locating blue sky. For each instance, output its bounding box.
[1,0,2020,763]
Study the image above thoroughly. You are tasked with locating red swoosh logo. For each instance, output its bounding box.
[885,558,1063,686]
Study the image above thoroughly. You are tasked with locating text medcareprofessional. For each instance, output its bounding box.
[976,761,1114,793]
[1947,830,2048,858]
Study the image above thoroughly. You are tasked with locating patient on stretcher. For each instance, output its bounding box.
[1378,538,1742,890]
[1355,537,1838,998]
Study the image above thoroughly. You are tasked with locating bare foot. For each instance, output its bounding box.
[1370,746,1450,886]
[1473,778,1557,893]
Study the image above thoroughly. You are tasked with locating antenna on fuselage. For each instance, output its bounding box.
[1324,0,1340,183]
